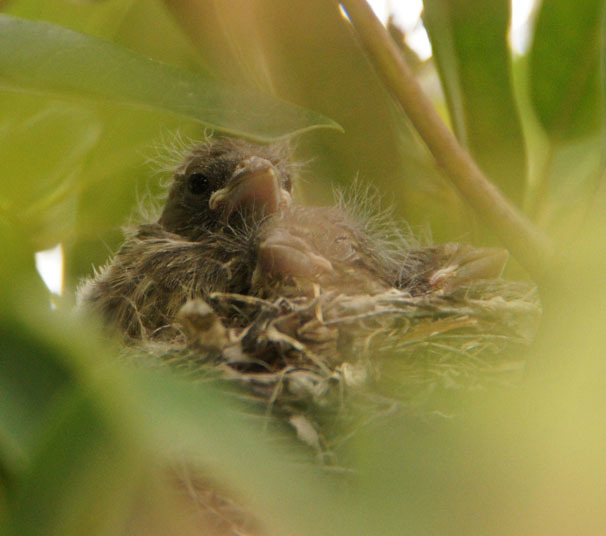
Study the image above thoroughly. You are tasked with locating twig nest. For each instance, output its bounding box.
[156,278,540,410]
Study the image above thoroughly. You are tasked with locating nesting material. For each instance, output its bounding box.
[145,278,540,412]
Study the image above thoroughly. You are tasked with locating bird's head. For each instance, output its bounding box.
[159,138,295,239]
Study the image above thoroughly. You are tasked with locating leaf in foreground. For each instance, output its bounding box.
[529,0,604,141]
[0,15,341,141]
[423,0,527,206]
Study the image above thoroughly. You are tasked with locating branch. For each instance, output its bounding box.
[338,0,555,281]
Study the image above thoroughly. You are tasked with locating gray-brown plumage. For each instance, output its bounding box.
[252,204,507,299]
[77,139,295,339]
[78,137,508,342]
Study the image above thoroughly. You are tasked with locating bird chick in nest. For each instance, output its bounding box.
[77,137,508,343]
[252,204,508,300]
[78,139,293,340]
[75,137,536,535]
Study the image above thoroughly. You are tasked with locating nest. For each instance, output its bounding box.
[133,279,540,452]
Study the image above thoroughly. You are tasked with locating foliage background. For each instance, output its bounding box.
[1,0,605,534]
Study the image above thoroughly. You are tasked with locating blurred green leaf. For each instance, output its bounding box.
[4,0,207,70]
[0,103,101,210]
[3,0,138,38]
[0,15,340,141]
[0,304,362,536]
[529,0,604,141]
[423,0,527,206]
[0,321,72,474]
[536,135,603,235]
[0,98,103,252]
[5,392,144,536]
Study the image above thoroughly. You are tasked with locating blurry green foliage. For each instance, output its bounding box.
[529,0,604,141]
[0,0,605,535]
[424,0,527,206]
[524,0,605,230]
[0,15,338,142]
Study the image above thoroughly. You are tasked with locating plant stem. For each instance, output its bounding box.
[338,0,555,281]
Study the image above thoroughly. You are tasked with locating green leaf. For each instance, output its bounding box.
[0,319,72,473]
[4,392,144,536]
[0,104,101,210]
[2,0,139,39]
[4,0,208,69]
[529,0,604,141]
[0,15,341,141]
[423,0,528,206]
[0,311,356,536]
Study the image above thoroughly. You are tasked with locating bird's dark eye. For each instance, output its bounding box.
[282,175,292,192]
[187,172,210,195]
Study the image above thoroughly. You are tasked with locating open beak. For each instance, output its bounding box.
[209,156,291,220]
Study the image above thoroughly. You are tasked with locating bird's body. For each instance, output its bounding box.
[77,221,256,339]
[253,204,508,299]
[253,204,396,298]
[78,138,290,339]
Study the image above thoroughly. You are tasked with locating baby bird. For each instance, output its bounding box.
[78,138,507,341]
[252,204,507,299]
[78,139,295,339]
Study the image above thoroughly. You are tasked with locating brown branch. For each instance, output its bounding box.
[338,0,555,281]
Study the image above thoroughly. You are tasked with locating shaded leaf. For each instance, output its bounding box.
[2,0,139,39]
[0,319,72,473]
[0,15,340,141]
[4,392,144,536]
[0,98,104,251]
[4,0,209,70]
[423,0,527,206]
[529,0,604,140]
[0,306,361,536]
[0,103,100,209]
